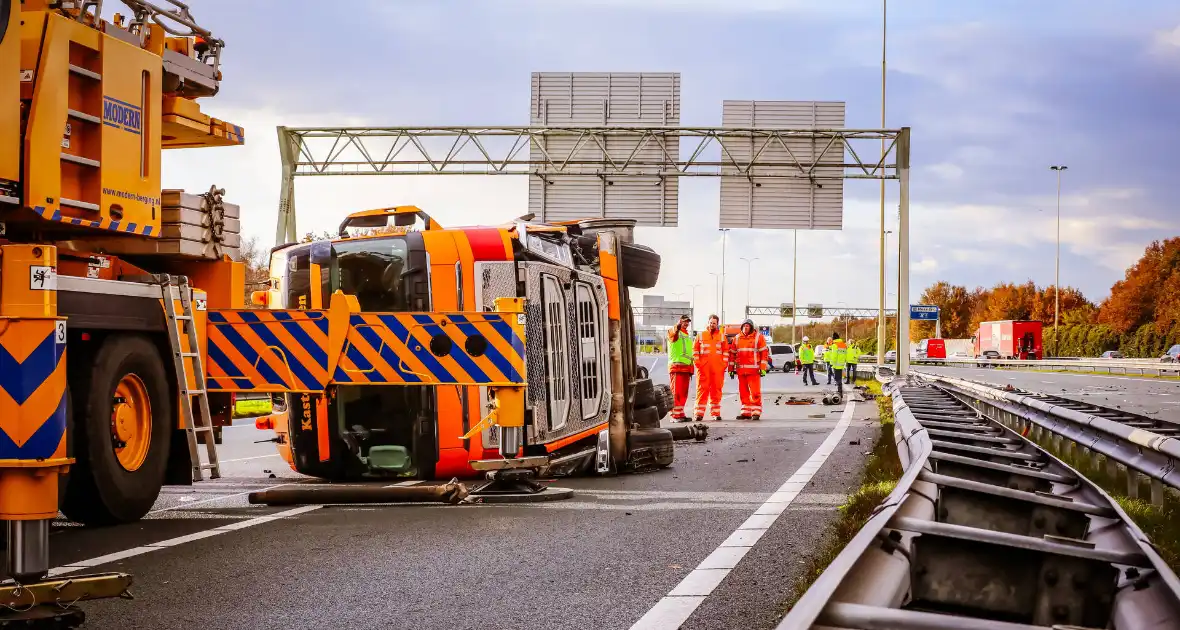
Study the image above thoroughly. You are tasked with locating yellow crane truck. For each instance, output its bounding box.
[2,1,676,623]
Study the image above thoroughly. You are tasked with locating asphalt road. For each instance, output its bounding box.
[3,361,877,630]
[916,365,1180,418]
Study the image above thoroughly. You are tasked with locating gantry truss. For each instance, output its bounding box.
[279,126,904,179]
[745,306,899,319]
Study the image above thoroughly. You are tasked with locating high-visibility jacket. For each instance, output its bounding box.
[846,342,861,364]
[800,344,815,364]
[733,330,769,374]
[694,329,730,371]
[828,340,848,369]
[668,328,693,373]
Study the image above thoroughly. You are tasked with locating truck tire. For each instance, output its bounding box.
[633,378,657,410]
[655,384,673,418]
[632,406,661,429]
[628,427,674,468]
[620,242,660,290]
[62,335,172,525]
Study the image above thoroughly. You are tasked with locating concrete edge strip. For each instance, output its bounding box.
[45,505,323,578]
[628,402,857,630]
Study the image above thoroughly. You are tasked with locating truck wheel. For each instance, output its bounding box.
[654,384,673,418]
[633,378,657,409]
[620,242,660,290]
[62,335,172,525]
[632,406,661,429]
[628,427,674,468]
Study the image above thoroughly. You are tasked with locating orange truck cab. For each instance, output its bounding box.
[254,208,673,481]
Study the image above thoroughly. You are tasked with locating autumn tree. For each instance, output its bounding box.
[1098,237,1180,334]
[239,235,270,309]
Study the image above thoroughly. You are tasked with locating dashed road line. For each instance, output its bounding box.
[628,401,856,629]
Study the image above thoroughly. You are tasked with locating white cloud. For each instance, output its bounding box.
[926,162,963,181]
[1152,24,1180,54]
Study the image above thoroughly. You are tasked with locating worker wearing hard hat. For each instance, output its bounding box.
[693,314,730,421]
[844,338,861,384]
[828,333,849,397]
[667,314,695,422]
[799,336,818,385]
[733,319,770,420]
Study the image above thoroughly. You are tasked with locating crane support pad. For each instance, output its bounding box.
[206,301,526,393]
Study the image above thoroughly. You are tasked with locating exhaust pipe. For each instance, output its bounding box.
[248,479,469,506]
[667,423,708,441]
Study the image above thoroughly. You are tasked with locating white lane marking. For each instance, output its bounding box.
[148,482,289,514]
[47,505,322,577]
[218,453,282,463]
[629,401,856,630]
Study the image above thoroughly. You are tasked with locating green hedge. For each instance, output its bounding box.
[1044,322,1180,358]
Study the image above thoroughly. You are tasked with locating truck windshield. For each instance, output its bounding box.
[277,236,411,312]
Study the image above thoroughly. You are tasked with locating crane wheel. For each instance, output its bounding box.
[62,335,172,526]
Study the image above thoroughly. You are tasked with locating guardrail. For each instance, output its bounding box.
[856,355,1180,377]
[922,372,1180,501]
[778,375,1180,629]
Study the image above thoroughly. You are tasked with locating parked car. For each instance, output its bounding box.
[1162,345,1180,363]
[768,343,797,372]
[1100,350,1124,359]
[884,349,897,362]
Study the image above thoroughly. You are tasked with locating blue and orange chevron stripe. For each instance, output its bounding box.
[335,312,525,385]
[0,322,67,461]
[205,310,331,393]
[32,205,156,236]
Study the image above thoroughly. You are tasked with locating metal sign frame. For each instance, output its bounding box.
[274,124,913,372]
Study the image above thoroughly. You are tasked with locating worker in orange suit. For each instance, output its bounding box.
[693,314,730,421]
[667,314,695,422]
[733,319,770,421]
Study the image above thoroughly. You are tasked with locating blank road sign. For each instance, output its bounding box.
[719,100,846,230]
[528,72,680,227]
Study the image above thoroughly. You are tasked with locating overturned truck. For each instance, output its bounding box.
[247,208,676,480]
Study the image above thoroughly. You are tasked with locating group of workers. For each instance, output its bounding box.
[666,315,863,422]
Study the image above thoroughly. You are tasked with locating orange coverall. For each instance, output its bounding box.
[733,328,769,418]
[693,328,730,419]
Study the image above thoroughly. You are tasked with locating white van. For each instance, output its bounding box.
[768,343,797,372]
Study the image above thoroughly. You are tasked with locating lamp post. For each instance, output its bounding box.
[740,256,759,314]
[791,229,798,346]
[688,284,701,323]
[709,272,721,319]
[876,0,888,366]
[720,229,730,324]
[1050,165,1067,358]
[836,301,850,339]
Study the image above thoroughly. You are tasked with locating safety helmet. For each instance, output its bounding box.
[802,335,810,342]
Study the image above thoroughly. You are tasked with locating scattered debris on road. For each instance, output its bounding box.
[668,423,709,441]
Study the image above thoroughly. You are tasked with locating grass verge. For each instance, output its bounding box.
[1021,430,1180,572]
[780,379,904,613]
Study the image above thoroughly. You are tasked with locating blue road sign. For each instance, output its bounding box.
[910,304,940,321]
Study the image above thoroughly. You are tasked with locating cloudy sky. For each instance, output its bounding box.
[160,0,1180,323]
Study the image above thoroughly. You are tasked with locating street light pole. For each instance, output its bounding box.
[720,229,730,324]
[1050,165,1067,358]
[688,284,700,323]
[876,0,888,367]
[740,256,759,314]
[792,229,798,346]
[709,272,721,318]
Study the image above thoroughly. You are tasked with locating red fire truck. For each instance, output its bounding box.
[973,320,1043,360]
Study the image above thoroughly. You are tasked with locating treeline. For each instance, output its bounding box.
[915,237,1180,357]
